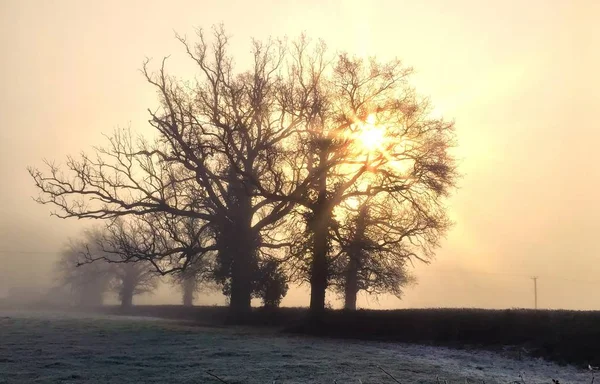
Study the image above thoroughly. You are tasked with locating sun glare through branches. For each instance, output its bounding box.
[356,114,387,153]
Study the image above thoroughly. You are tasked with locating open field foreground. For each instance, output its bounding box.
[0,310,593,384]
[95,305,600,367]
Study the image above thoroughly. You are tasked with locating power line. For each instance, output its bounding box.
[419,268,600,286]
[424,268,527,277]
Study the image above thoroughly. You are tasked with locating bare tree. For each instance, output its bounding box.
[250,50,457,315]
[109,262,158,308]
[30,26,301,314]
[68,227,160,308]
[55,228,159,308]
[95,215,215,277]
[91,216,212,307]
[171,260,213,307]
[330,192,448,310]
[55,231,112,308]
[30,26,457,317]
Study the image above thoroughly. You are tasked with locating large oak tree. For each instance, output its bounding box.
[31,26,457,316]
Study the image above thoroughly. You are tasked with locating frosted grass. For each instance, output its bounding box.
[0,310,590,383]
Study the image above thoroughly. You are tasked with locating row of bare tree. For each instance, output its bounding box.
[55,227,288,308]
[55,229,157,308]
[30,25,457,317]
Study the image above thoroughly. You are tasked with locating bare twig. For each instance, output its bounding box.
[205,370,229,384]
[378,366,401,384]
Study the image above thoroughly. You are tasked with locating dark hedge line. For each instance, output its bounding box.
[79,305,600,367]
[287,308,600,367]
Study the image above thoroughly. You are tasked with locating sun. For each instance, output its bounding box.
[356,114,386,153]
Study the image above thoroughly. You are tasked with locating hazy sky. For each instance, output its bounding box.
[1,0,599,309]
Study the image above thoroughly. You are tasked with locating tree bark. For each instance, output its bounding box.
[343,255,359,310]
[227,186,255,316]
[309,145,331,316]
[229,245,253,315]
[309,221,329,314]
[344,204,368,311]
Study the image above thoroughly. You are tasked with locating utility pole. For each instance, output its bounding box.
[531,276,538,309]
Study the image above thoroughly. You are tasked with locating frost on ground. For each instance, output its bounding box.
[0,310,591,384]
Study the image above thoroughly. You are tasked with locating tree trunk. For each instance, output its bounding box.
[228,189,255,317]
[182,276,195,307]
[229,247,252,315]
[343,254,359,310]
[309,224,328,314]
[309,145,331,317]
[344,204,368,311]
[120,288,133,308]
[120,276,135,309]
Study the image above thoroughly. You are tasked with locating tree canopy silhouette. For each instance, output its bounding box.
[30,25,457,316]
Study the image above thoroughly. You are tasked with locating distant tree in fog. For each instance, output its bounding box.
[88,215,214,307]
[171,263,212,307]
[55,231,112,307]
[181,274,196,307]
[57,228,160,308]
[110,262,158,308]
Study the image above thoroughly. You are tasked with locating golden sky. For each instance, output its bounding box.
[1,0,599,309]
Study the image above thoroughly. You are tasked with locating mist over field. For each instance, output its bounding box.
[2,0,599,311]
[1,1,599,383]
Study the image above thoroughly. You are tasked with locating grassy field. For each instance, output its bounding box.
[0,309,593,383]
[93,305,600,368]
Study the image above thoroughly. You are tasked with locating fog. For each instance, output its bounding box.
[1,0,599,310]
